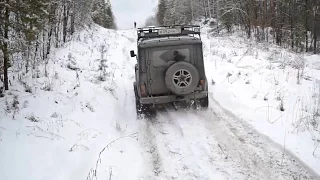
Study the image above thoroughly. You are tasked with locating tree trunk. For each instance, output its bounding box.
[203,0,207,19]
[314,7,317,54]
[55,7,62,48]
[46,2,56,59]
[70,0,75,35]
[314,31,317,54]
[290,0,295,49]
[26,44,30,73]
[3,0,10,90]
[207,0,211,19]
[33,37,39,70]
[305,0,308,52]
[190,0,194,22]
[63,1,69,43]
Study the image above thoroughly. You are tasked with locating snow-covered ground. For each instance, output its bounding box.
[201,23,320,175]
[0,24,319,180]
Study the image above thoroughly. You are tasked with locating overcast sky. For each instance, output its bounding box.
[110,0,158,29]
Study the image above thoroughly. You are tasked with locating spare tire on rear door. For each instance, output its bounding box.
[165,61,200,95]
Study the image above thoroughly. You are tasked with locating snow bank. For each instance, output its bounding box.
[201,24,320,174]
[0,26,154,180]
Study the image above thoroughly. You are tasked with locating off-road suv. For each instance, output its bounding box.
[130,25,208,116]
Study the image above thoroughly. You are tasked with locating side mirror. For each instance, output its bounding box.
[130,50,136,57]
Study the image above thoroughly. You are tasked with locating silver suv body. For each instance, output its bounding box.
[130,25,208,116]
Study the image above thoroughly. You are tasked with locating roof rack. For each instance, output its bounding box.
[137,25,201,41]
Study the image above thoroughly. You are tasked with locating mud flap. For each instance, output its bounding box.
[134,83,147,119]
[173,102,178,111]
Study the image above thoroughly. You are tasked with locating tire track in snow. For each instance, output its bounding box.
[114,34,165,179]
[180,92,320,180]
[138,112,183,179]
[138,118,164,178]
[140,109,231,180]
[164,109,246,179]
[180,108,269,180]
[150,99,319,180]
[147,114,203,179]
[137,107,252,179]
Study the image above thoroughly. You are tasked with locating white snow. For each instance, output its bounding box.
[0,27,149,180]
[200,24,320,174]
[0,23,319,180]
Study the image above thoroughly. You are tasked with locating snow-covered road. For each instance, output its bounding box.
[107,28,319,179]
[0,26,319,180]
[138,103,318,180]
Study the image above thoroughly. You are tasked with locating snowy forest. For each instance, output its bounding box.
[146,0,320,54]
[1,0,320,179]
[0,0,116,94]
[1,0,320,95]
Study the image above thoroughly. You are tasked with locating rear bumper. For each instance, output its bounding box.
[140,91,208,105]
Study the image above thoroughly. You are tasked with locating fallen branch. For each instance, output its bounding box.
[35,125,65,140]
[108,167,113,180]
[0,126,7,131]
[254,106,279,112]
[89,133,138,179]
[268,115,283,124]
[218,143,228,159]
[313,141,319,157]
[28,133,53,140]
[69,135,86,152]
[70,129,101,152]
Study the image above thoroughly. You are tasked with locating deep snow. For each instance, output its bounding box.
[0,24,319,180]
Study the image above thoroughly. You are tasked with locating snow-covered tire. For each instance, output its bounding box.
[165,61,199,95]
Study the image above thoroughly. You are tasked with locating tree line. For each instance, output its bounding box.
[0,0,116,93]
[150,0,319,54]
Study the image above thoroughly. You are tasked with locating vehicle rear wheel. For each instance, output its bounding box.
[165,61,200,95]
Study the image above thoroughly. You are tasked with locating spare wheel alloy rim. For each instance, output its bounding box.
[172,69,192,88]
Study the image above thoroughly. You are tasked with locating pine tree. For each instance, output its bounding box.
[0,0,48,90]
[0,0,10,90]
[0,0,93,93]
[105,0,117,29]
[91,0,116,29]
[157,0,167,25]
[163,0,176,25]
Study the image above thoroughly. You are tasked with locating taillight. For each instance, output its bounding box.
[140,84,147,97]
[199,80,205,90]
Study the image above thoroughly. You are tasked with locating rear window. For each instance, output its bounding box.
[152,48,190,68]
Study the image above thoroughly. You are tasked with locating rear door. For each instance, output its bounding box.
[147,45,193,95]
